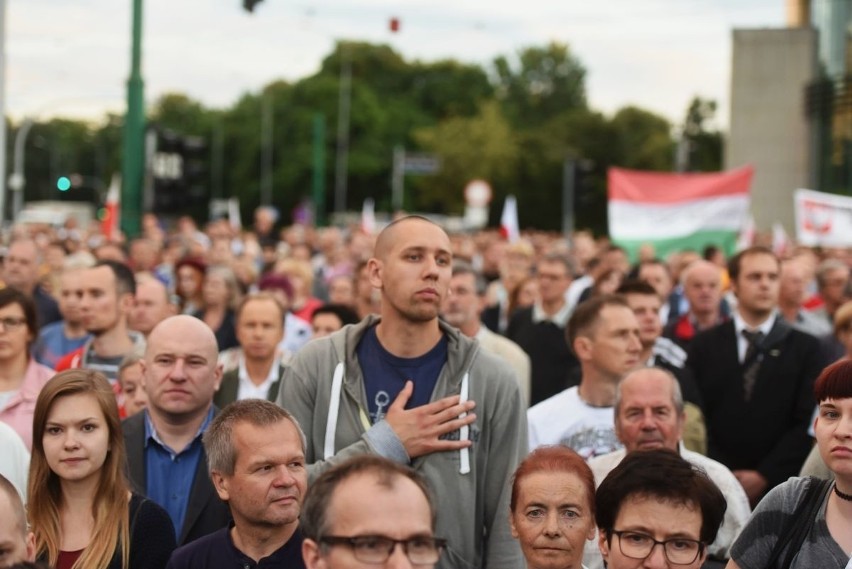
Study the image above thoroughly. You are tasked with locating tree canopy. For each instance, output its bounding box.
[8,41,722,235]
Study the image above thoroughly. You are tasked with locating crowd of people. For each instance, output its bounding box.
[0,206,851,569]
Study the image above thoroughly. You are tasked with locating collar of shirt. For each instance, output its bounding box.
[732,309,777,362]
[532,301,572,328]
[237,354,281,401]
[143,406,215,457]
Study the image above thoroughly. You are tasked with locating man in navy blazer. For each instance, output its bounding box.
[687,246,824,505]
[123,315,230,545]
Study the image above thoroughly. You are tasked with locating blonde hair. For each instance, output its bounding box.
[835,300,852,336]
[28,370,131,569]
[274,258,314,293]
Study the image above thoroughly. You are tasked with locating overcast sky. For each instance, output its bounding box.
[8,0,785,128]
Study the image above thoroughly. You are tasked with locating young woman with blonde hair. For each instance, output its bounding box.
[28,369,176,569]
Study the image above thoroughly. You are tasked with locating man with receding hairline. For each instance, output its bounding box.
[277,215,526,569]
[130,273,177,337]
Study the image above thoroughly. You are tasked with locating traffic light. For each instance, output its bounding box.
[150,128,208,214]
[243,0,263,12]
[57,176,71,192]
[182,136,208,205]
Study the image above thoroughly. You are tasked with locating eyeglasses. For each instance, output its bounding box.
[611,530,704,565]
[0,317,27,331]
[320,535,446,565]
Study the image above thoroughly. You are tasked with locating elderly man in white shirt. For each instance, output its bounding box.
[585,367,751,568]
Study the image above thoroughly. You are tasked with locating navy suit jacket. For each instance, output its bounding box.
[122,411,231,546]
[687,318,825,490]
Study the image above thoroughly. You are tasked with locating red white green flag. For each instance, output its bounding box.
[607,166,753,260]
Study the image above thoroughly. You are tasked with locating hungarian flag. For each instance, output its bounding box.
[500,195,520,243]
[608,166,753,261]
[101,174,121,241]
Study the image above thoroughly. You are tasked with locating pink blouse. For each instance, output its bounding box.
[0,359,55,449]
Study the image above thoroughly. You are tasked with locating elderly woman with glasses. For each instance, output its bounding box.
[0,288,55,449]
[596,449,727,569]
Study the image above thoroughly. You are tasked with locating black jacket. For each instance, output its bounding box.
[687,318,825,490]
[122,411,231,546]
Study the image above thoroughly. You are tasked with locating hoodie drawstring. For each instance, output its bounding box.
[459,371,471,475]
[324,362,345,460]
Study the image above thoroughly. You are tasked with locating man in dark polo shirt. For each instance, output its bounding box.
[165,400,307,568]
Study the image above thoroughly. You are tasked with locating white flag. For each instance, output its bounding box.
[736,214,756,252]
[771,222,790,256]
[361,198,376,235]
[500,195,520,243]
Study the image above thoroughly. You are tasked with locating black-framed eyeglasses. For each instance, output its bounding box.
[611,530,704,565]
[0,317,27,331]
[319,535,446,565]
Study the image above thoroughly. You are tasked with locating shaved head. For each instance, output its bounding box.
[681,260,720,286]
[374,216,442,261]
[146,314,219,362]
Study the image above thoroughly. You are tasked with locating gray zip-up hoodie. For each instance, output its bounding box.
[276,315,527,569]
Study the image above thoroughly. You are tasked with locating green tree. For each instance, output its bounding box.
[413,101,518,213]
[682,96,723,172]
[610,106,674,171]
[494,42,587,127]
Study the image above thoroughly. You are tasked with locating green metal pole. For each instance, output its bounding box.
[312,113,326,227]
[121,0,144,238]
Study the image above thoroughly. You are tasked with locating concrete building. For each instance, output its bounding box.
[727,0,852,234]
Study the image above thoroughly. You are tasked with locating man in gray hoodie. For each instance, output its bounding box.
[277,216,526,569]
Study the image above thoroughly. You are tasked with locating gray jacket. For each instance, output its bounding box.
[276,315,526,569]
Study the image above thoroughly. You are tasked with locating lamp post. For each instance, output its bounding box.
[121,0,145,238]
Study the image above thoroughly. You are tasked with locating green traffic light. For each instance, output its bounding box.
[57,176,71,191]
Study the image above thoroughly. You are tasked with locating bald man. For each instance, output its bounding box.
[122,315,230,545]
[277,216,526,569]
[664,260,729,350]
[0,474,34,568]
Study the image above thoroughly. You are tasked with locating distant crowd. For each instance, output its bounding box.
[0,207,851,569]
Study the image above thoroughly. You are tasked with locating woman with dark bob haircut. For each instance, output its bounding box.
[510,446,597,569]
[0,287,55,449]
[595,449,726,569]
[728,359,852,568]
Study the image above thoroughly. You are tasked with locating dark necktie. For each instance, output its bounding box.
[742,329,764,402]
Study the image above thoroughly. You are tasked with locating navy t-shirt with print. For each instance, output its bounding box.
[356,325,448,424]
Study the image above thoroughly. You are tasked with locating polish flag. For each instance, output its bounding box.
[102,174,121,241]
[500,195,520,243]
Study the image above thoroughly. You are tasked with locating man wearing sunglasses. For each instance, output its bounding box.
[595,449,727,569]
[301,456,445,569]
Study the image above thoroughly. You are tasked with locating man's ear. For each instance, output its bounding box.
[573,336,593,360]
[211,362,224,392]
[120,293,136,314]
[302,538,324,569]
[211,471,229,502]
[25,531,36,562]
[367,258,383,290]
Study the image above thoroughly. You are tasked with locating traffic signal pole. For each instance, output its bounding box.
[121,0,145,238]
